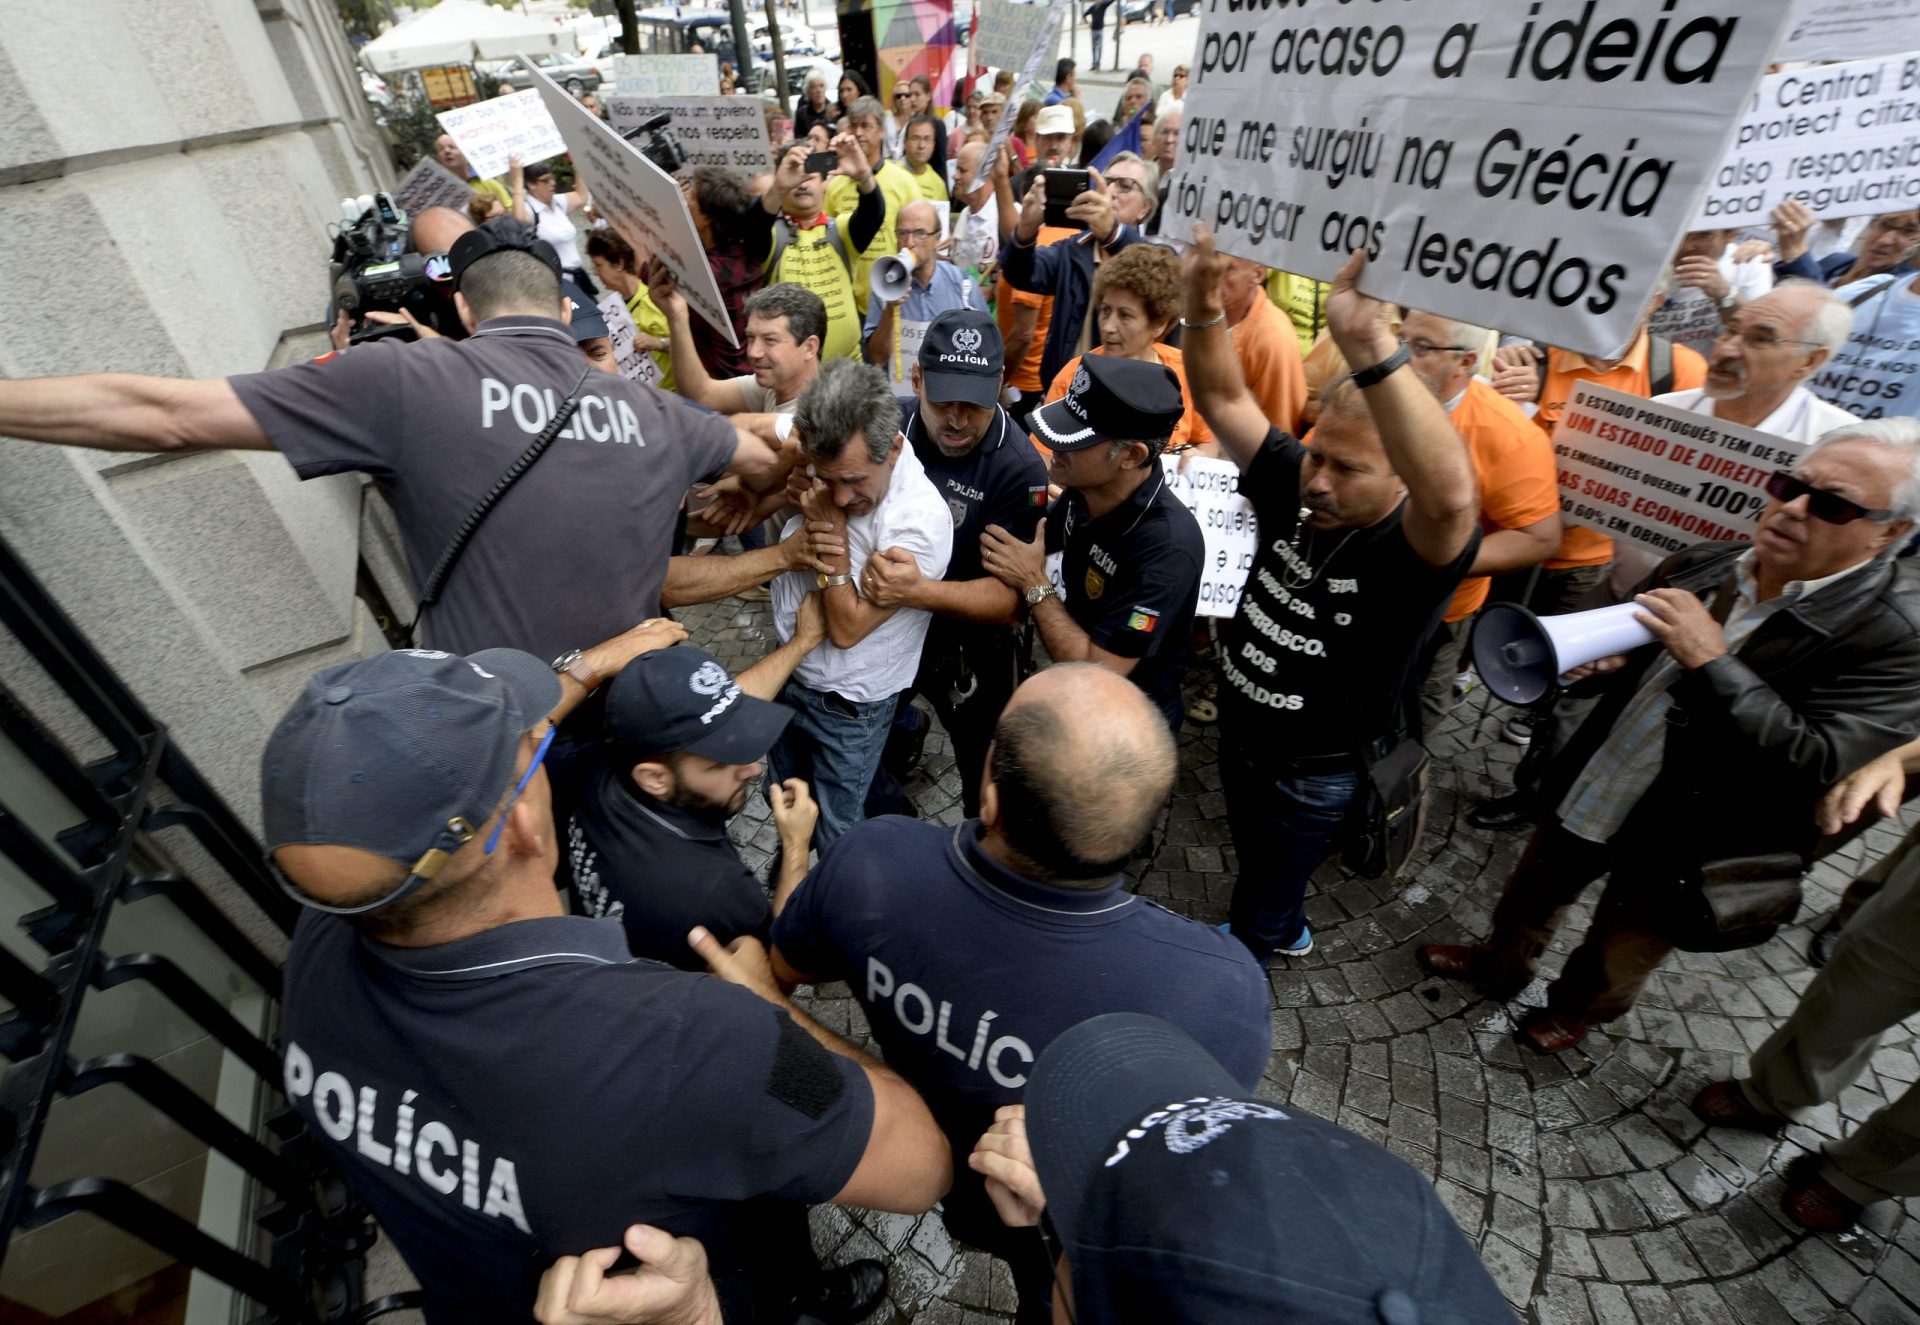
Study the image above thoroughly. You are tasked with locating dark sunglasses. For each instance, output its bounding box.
[1764,470,1899,525]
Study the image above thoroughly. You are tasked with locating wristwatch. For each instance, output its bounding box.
[817,572,853,588]
[1350,343,1412,390]
[1026,583,1058,606]
[550,648,598,690]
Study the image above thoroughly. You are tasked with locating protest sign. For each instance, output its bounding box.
[1549,381,1791,556]
[974,0,1059,76]
[1776,0,1920,62]
[436,90,566,180]
[530,67,737,347]
[606,95,773,175]
[600,292,663,387]
[1701,55,1920,226]
[982,0,1069,169]
[1161,455,1257,618]
[1160,0,1795,361]
[610,54,721,96]
[391,156,475,217]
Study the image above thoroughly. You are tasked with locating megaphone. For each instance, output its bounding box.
[1471,602,1656,706]
[871,249,916,304]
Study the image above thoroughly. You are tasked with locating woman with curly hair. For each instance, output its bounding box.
[1035,237,1212,456]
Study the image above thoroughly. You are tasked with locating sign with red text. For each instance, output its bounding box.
[1550,381,1783,555]
[1159,0,1796,360]
[1161,455,1258,618]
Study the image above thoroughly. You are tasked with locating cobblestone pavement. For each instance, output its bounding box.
[677,591,1920,1325]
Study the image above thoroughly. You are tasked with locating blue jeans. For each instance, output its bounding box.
[1222,735,1359,960]
[1090,26,1104,69]
[767,681,899,850]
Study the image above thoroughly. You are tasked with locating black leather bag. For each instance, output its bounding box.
[1670,852,1804,953]
[1341,738,1430,880]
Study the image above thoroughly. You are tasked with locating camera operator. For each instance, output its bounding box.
[328,204,474,349]
[0,228,792,672]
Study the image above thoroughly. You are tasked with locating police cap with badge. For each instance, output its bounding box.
[1030,355,1185,452]
[918,309,1004,408]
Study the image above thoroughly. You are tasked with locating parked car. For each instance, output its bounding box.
[495,52,604,94]
[758,55,841,106]
[751,21,817,59]
[1116,0,1198,18]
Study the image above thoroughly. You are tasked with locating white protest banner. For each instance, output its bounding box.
[611,54,721,96]
[1161,455,1257,618]
[1701,55,1920,226]
[1549,381,1788,556]
[391,156,475,216]
[982,0,1069,169]
[436,90,566,180]
[1160,0,1795,361]
[1776,0,1920,62]
[974,0,1058,77]
[606,95,773,175]
[529,67,737,347]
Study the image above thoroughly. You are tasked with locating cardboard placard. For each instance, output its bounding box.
[436,89,566,180]
[1702,54,1920,226]
[1549,381,1791,555]
[974,0,1060,77]
[391,156,477,217]
[982,0,1070,169]
[1161,455,1258,618]
[1159,0,1796,360]
[529,66,738,347]
[609,54,722,96]
[605,95,774,175]
[1775,0,1920,62]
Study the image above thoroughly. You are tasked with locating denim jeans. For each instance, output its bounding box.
[766,680,900,850]
[1090,26,1104,68]
[1222,735,1359,960]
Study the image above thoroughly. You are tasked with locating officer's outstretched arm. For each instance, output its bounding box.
[0,375,271,453]
[724,425,794,492]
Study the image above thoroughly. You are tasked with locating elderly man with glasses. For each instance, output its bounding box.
[1421,419,1920,1054]
[863,199,979,401]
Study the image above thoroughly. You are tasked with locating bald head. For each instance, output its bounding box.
[411,205,475,257]
[985,664,1176,885]
[900,199,938,234]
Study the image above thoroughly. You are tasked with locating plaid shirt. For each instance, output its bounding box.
[689,239,760,381]
[1557,552,1876,844]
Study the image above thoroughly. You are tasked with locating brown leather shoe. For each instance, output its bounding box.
[1516,1008,1596,1054]
[1690,1080,1784,1133]
[1416,944,1526,998]
[1783,1165,1865,1233]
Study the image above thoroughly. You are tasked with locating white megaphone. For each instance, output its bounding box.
[1471,602,1657,706]
[870,249,916,304]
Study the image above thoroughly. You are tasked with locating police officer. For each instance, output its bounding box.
[0,227,792,670]
[980,355,1205,733]
[861,311,1049,813]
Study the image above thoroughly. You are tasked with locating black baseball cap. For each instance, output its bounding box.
[1028,1014,1511,1324]
[1031,354,1184,452]
[450,223,564,289]
[604,644,793,765]
[562,277,610,342]
[262,648,561,908]
[918,309,1003,408]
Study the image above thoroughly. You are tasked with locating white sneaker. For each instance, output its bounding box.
[1500,717,1532,746]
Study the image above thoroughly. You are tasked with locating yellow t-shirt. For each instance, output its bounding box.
[906,164,949,206]
[625,288,675,391]
[1265,271,1330,357]
[827,161,921,315]
[769,218,861,362]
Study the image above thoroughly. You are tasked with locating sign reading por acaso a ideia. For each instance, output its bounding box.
[1159,0,1796,360]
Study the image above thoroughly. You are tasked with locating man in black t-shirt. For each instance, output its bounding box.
[265,648,951,1325]
[980,354,1205,732]
[567,630,825,967]
[770,663,1270,1325]
[862,311,1050,813]
[1182,224,1481,965]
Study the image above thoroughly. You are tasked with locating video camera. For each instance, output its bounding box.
[329,192,453,339]
[621,113,687,177]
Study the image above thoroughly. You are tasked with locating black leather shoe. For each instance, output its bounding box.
[1806,912,1845,969]
[794,1259,888,1325]
[1467,793,1533,831]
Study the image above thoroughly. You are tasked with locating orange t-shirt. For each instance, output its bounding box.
[1443,380,1561,622]
[995,224,1075,395]
[1534,333,1707,568]
[1035,344,1214,458]
[1233,292,1309,437]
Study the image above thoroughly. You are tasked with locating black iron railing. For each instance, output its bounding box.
[0,531,413,1322]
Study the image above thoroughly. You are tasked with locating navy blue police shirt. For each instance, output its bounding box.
[281,912,873,1325]
[1046,467,1205,731]
[902,401,1050,587]
[565,749,772,968]
[770,816,1270,1233]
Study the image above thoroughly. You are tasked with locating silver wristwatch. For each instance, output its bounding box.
[550,648,598,690]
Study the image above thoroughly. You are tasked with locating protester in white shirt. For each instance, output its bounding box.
[1648,226,1776,355]
[950,140,1000,278]
[768,361,954,847]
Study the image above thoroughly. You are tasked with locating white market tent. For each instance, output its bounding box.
[361,0,567,74]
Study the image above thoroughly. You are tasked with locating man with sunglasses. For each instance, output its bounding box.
[1421,421,1920,1053]
[863,199,978,401]
[270,641,952,1325]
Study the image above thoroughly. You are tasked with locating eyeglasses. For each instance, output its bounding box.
[896,228,938,242]
[485,724,557,854]
[1764,470,1900,525]
[1105,178,1145,195]
[1401,336,1471,356]
[1712,325,1822,351]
